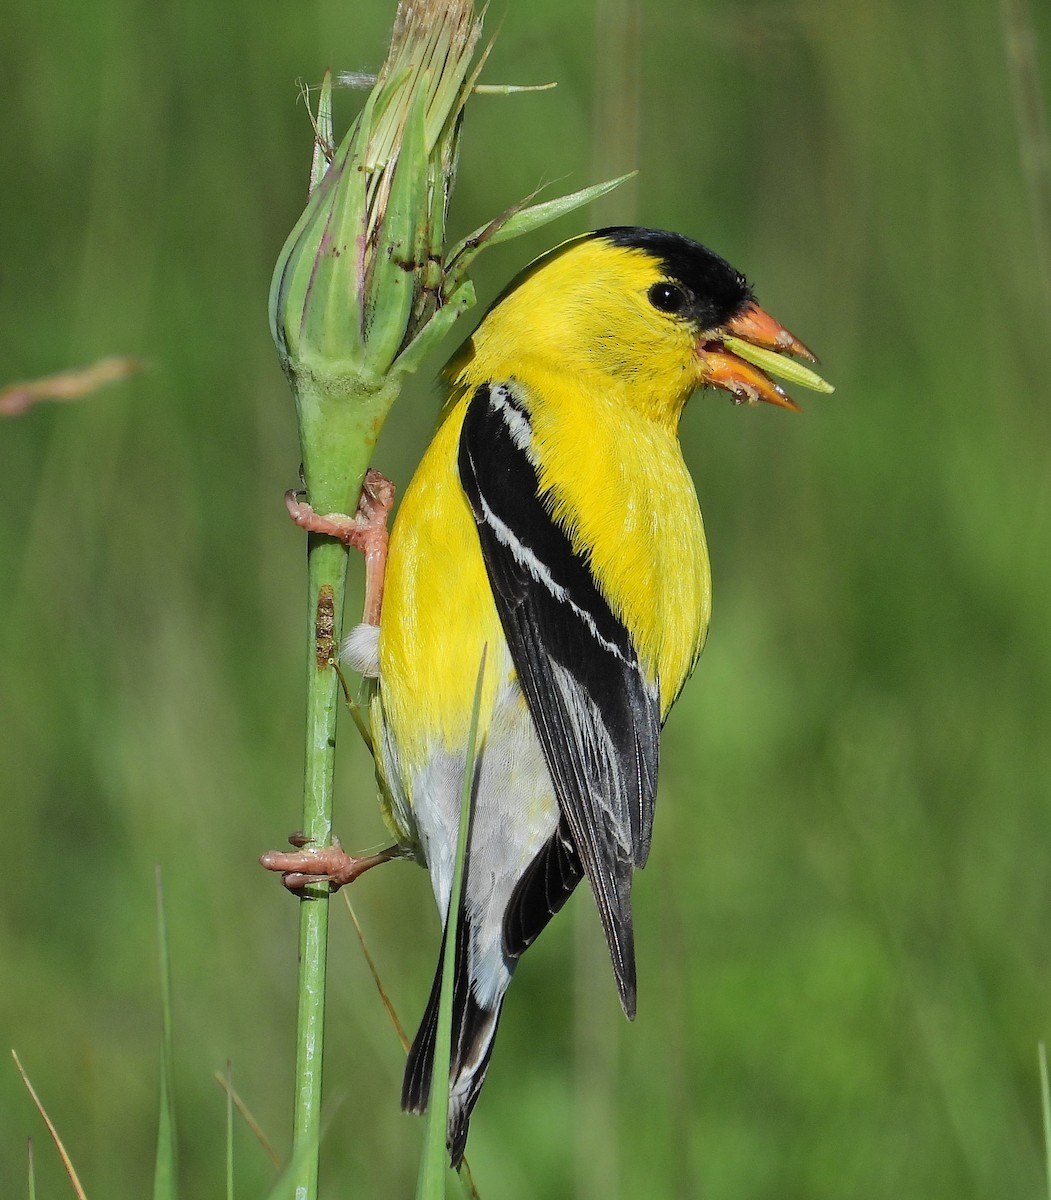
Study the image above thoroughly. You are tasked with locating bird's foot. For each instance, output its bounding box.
[285,468,395,626]
[285,468,394,550]
[260,833,398,892]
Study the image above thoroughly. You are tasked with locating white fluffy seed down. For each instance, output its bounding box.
[341,622,381,678]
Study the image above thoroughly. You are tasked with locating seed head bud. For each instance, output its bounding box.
[270,0,482,387]
[269,0,631,516]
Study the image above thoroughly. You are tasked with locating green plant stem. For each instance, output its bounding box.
[289,371,401,1200]
[290,537,347,1200]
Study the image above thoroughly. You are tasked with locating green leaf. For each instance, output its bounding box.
[471,171,636,249]
[416,648,488,1200]
[443,171,636,293]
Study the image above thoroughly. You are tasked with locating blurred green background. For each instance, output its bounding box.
[3,0,1050,1196]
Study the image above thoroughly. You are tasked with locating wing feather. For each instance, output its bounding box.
[458,382,660,1017]
[502,818,585,960]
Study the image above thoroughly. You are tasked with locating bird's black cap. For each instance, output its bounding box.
[481,226,755,333]
[597,226,754,330]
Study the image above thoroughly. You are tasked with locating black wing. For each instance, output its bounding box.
[502,817,585,960]
[458,382,661,1018]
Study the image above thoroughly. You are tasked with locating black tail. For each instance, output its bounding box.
[402,909,504,1167]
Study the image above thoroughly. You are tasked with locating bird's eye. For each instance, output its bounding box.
[647,282,688,314]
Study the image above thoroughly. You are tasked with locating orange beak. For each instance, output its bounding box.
[696,301,818,412]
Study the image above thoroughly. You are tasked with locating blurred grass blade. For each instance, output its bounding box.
[11,1051,89,1200]
[224,1062,234,1200]
[1001,0,1051,323]
[27,1138,36,1200]
[153,867,178,1200]
[259,1099,342,1200]
[416,648,487,1200]
[213,1071,282,1171]
[1040,1042,1051,1200]
[260,1128,323,1200]
[456,1158,482,1200]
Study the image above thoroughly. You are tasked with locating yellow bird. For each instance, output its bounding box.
[271,227,826,1163]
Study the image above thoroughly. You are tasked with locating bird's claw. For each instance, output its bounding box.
[284,468,395,551]
[285,468,395,627]
[260,834,397,892]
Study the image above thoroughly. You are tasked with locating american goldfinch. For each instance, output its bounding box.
[270,227,827,1163]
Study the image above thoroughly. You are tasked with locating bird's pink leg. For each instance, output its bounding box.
[285,467,395,626]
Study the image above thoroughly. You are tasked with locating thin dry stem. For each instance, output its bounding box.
[212,1070,282,1170]
[341,894,412,1051]
[0,357,143,416]
[11,1050,89,1200]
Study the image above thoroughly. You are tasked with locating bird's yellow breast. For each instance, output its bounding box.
[378,377,711,763]
[377,402,507,762]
